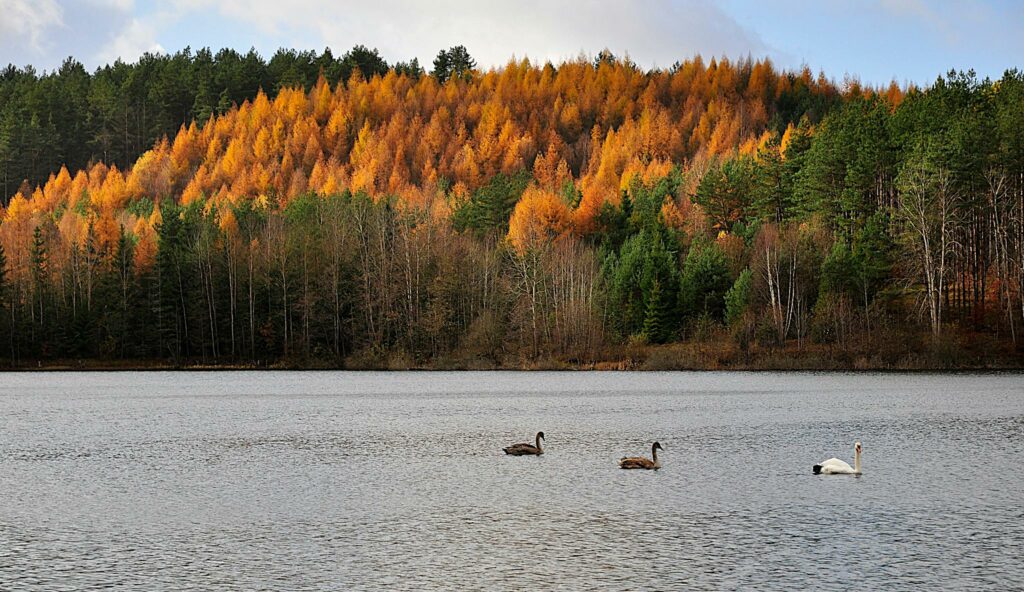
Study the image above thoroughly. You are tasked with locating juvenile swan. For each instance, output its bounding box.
[813,441,862,475]
[619,442,663,470]
[503,431,544,456]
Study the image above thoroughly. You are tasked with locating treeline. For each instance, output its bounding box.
[0,44,432,197]
[0,45,836,206]
[0,51,1021,368]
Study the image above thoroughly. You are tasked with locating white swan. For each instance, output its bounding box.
[813,441,862,475]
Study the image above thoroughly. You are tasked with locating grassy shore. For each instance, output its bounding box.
[4,330,1022,371]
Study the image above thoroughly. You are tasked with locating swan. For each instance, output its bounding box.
[503,431,544,456]
[619,442,663,470]
[813,442,862,475]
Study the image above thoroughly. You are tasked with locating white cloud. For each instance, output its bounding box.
[94,16,166,64]
[7,0,1017,85]
[87,0,134,9]
[166,0,769,68]
[0,0,64,53]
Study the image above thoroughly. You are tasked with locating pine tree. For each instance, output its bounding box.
[156,203,190,360]
[0,242,7,357]
[30,226,48,325]
[432,46,476,84]
[192,79,215,125]
[217,88,233,115]
[111,227,136,356]
[724,268,753,326]
[641,279,672,344]
[0,242,6,304]
[679,240,732,321]
[608,229,680,338]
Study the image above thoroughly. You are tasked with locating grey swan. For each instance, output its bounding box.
[503,431,544,456]
[620,441,663,470]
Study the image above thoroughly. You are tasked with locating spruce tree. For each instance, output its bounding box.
[0,242,7,358]
[433,46,476,84]
[30,226,48,323]
[724,269,753,327]
[0,242,6,304]
[679,240,731,322]
[642,279,672,344]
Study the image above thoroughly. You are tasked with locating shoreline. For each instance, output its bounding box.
[5,329,1022,373]
[4,367,1023,373]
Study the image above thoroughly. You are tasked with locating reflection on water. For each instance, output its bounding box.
[1,371,1022,590]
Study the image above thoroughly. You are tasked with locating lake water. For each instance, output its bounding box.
[0,371,1022,590]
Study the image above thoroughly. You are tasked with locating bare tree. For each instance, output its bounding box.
[546,236,604,359]
[896,151,961,337]
[754,223,794,343]
[263,213,290,355]
[508,243,547,358]
[988,169,1018,343]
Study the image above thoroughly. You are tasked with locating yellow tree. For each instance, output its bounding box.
[507,187,573,254]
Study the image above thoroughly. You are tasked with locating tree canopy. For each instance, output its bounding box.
[1,51,1022,367]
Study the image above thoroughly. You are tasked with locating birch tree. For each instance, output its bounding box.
[896,146,961,337]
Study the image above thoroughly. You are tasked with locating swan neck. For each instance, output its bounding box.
[652,445,658,463]
[854,448,861,473]
[535,433,543,453]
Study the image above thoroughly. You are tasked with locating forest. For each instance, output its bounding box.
[0,45,1022,369]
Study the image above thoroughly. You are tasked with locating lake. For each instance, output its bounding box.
[1,371,1022,590]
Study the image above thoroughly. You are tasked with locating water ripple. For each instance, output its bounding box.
[1,371,1022,590]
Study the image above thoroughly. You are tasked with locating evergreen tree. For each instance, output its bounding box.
[0,242,7,359]
[342,45,389,81]
[30,226,48,318]
[795,99,894,237]
[724,268,753,326]
[0,243,6,304]
[156,202,192,360]
[216,88,233,115]
[606,229,680,338]
[695,157,754,231]
[192,78,215,125]
[595,190,632,252]
[452,172,530,236]
[851,211,892,306]
[819,242,857,298]
[628,169,683,232]
[433,46,476,84]
[394,58,424,79]
[0,50,1021,367]
[105,227,137,357]
[641,279,673,343]
[679,240,732,322]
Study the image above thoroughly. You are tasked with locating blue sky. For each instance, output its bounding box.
[1,0,1022,86]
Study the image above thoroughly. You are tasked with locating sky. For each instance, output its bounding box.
[1,0,1022,86]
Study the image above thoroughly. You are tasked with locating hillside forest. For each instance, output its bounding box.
[1,46,1023,369]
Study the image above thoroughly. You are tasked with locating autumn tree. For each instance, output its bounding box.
[506,187,572,254]
[2,49,1022,367]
